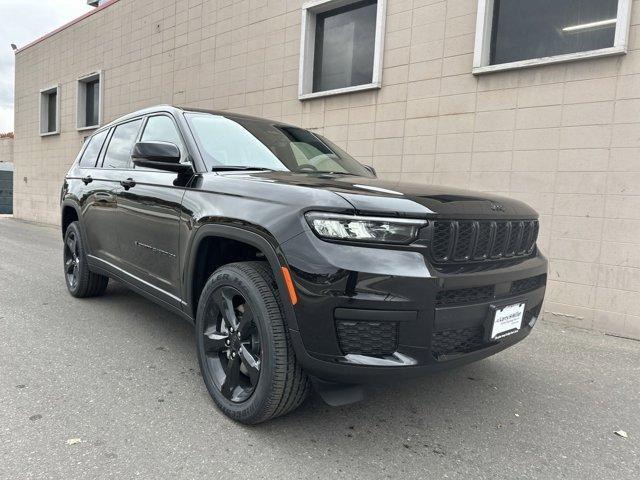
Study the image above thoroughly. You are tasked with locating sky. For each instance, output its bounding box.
[0,0,93,133]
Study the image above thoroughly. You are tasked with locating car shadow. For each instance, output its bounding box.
[90,280,556,452]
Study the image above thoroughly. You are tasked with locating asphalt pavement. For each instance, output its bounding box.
[0,217,638,479]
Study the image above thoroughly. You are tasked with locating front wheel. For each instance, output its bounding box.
[196,261,309,424]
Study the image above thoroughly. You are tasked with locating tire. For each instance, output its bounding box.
[196,261,309,424]
[63,221,109,298]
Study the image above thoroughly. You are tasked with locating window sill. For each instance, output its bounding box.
[299,82,381,101]
[472,45,627,75]
[40,131,59,137]
[77,125,99,132]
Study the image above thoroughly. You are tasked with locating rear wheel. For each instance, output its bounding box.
[196,261,309,424]
[63,222,109,298]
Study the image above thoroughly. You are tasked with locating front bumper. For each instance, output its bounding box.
[281,229,548,384]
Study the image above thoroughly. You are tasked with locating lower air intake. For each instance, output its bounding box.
[431,326,484,357]
[336,321,398,357]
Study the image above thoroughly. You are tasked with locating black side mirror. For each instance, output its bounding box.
[364,164,377,177]
[131,142,191,173]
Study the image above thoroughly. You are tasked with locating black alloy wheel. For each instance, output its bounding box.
[196,262,309,424]
[64,230,80,289]
[202,285,262,403]
[62,221,109,298]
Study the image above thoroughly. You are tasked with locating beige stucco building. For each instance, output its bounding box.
[12,0,640,339]
[0,136,13,164]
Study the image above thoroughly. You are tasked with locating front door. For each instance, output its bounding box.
[115,114,192,307]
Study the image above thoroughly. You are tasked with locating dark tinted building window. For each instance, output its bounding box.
[85,79,100,127]
[47,91,57,133]
[79,130,108,167]
[40,87,58,135]
[491,0,619,65]
[102,120,142,169]
[313,0,377,92]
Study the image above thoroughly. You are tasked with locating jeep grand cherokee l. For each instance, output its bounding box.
[60,106,547,424]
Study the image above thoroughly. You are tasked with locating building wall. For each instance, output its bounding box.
[0,137,13,164]
[13,0,640,339]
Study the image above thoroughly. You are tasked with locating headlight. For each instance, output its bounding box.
[305,212,427,244]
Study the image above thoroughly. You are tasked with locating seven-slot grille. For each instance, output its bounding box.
[431,220,538,263]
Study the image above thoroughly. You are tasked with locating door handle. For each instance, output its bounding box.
[81,175,93,185]
[94,192,113,203]
[120,178,136,189]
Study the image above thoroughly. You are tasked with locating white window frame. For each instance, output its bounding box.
[76,71,103,131]
[39,85,61,137]
[298,0,386,100]
[472,0,633,75]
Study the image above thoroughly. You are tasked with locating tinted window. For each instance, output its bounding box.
[47,91,57,133]
[491,0,618,65]
[313,0,377,92]
[141,115,183,148]
[85,79,100,127]
[40,89,58,134]
[186,113,371,176]
[79,130,108,167]
[102,120,142,169]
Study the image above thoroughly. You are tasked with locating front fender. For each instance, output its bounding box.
[183,223,300,331]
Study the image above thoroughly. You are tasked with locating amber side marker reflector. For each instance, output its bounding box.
[281,266,298,305]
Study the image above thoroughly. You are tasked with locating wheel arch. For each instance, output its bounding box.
[185,224,299,331]
[61,201,82,238]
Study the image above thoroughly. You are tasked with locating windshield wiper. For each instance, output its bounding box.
[306,171,358,176]
[211,166,277,172]
[211,165,358,175]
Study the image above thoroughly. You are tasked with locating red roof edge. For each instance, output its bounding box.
[15,0,120,54]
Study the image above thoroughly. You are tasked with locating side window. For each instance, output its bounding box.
[141,115,183,148]
[79,130,108,167]
[102,119,142,169]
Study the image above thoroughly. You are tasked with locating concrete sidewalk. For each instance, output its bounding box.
[0,218,638,479]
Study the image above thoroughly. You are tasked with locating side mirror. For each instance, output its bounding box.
[131,142,191,173]
[364,164,377,177]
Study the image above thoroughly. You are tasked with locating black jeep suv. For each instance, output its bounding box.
[61,106,547,423]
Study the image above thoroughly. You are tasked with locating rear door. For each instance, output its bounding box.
[115,114,192,307]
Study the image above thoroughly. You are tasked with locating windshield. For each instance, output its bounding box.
[185,113,372,176]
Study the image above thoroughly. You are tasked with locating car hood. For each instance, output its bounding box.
[236,172,538,218]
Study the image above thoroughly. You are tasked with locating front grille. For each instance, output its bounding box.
[430,219,539,264]
[510,274,547,296]
[431,326,484,357]
[435,285,494,308]
[336,321,398,356]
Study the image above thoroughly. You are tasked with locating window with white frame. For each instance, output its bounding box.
[473,0,633,74]
[299,0,386,100]
[39,86,60,136]
[77,71,102,130]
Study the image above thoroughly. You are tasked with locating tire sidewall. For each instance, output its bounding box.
[196,266,280,421]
